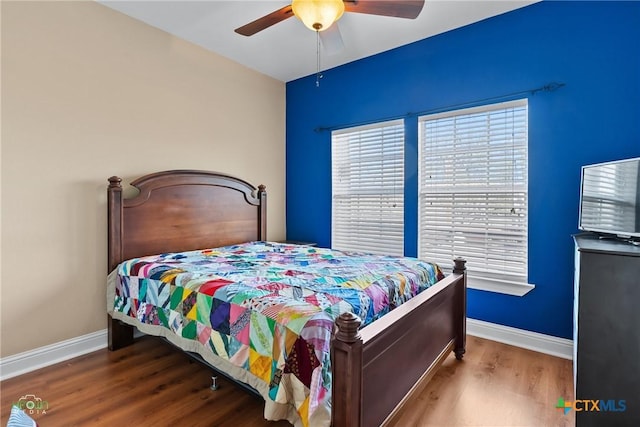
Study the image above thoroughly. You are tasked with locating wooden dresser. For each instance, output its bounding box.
[573,233,640,426]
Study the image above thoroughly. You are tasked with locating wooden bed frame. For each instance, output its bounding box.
[107,170,467,427]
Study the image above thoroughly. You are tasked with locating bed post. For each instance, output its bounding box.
[453,257,467,360]
[107,176,134,351]
[331,312,363,427]
[107,176,123,272]
[257,184,267,240]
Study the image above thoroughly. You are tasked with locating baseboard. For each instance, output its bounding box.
[0,329,108,381]
[0,319,572,381]
[467,318,573,360]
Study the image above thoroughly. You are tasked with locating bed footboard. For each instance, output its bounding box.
[331,258,467,427]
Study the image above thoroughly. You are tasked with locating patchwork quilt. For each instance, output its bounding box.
[107,241,444,427]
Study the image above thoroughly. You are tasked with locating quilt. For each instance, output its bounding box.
[107,241,444,427]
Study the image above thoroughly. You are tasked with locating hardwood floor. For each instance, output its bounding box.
[1,335,574,426]
[388,336,575,427]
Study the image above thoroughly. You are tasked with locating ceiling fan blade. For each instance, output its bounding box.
[343,0,425,19]
[234,5,294,36]
[319,23,345,56]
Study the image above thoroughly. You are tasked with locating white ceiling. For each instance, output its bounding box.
[100,1,538,82]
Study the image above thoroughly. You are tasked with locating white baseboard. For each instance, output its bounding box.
[0,319,572,381]
[467,318,573,360]
[0,329,108,381]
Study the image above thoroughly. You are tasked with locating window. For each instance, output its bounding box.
[418,99,533,296]
[332,120,404,256]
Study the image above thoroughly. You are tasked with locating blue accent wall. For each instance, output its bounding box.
[285,1,640,339]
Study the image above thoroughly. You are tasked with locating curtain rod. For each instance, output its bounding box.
[313,81,565,133]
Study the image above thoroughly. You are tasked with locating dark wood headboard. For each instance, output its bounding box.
[107,170,266,272]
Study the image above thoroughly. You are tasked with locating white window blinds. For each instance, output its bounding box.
[332,120,404,256]
[419,100,528,285]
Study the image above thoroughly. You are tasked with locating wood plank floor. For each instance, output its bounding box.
[1,335,574,426]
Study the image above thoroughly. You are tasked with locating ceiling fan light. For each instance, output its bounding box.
[292,0,345,32]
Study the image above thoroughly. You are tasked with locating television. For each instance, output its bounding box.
[579,157,640,240]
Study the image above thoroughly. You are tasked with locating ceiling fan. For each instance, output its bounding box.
[234,0,425,37]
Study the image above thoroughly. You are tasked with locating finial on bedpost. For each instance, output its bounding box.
[108,176,122,188]
[453,257,466,274]
[335,312,362,343]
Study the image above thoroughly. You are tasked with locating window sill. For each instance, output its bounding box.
[467,276,535,297]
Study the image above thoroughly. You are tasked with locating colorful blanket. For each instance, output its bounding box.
[107,242,444,427]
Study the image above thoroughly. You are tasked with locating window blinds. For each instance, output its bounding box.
[332,120,404,256]
[419,100,528,283]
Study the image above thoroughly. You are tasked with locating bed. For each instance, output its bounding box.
[106,170,467,427]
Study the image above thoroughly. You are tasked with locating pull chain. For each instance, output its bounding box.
[316,29,323,87]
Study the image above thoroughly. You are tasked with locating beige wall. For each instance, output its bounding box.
[1,1,286,357]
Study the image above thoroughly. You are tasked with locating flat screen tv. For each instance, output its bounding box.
[579,157,640,240]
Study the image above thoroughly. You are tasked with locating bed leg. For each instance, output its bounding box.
[108,315,134,351]
[453,258,467,361]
